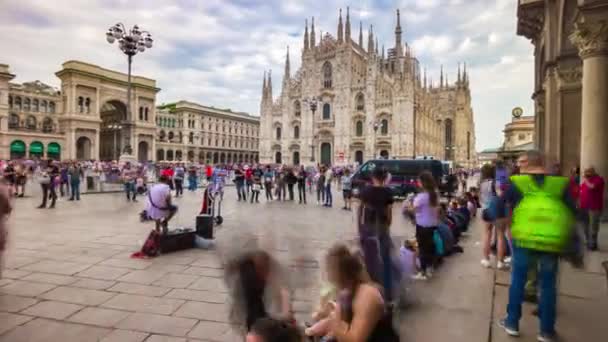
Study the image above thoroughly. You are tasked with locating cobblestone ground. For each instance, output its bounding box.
[0,184,606,341]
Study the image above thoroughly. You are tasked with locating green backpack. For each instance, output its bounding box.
[510,175,574,253]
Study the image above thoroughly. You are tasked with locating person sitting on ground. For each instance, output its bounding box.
[465,191,477,217]
[145,175,177,234]
[246,317,303,342]
[326,244,399,342]
[304,280,337,339]
[399,239,418,280]
[456,197,471,229]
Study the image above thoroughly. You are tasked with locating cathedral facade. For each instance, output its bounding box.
[259,9,477,168]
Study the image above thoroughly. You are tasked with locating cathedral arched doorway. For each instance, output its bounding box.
[355,150,364,165]
[320,143,332,166]
[100,100,127,160]
[138,141,149,162]
[76,137,92,160]
[293,151,300,165]
[275,151,282,164]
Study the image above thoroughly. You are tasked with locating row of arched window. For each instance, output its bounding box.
[156,117,176,128]
[9,96,56,114]
[291,93,364,119]
[275,126,300,140]
[158,130,258,149]
[354,119,389,137]
[77,96,92,114]
[138,107,150,121]
[8,114,55,132]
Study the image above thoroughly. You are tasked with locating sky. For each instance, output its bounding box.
[0,0,534,151]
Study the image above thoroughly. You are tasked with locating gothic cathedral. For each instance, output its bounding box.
[259,9,476,168]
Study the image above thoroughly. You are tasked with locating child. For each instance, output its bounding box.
[305,282,337,339]
[341,169,352,210]
[400,239,418,280]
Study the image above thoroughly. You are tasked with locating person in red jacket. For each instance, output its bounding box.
[580,167,605,251]
[206,165,213,181]
[245,166,254,195]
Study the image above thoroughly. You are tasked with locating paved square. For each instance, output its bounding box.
[1,187,606,341]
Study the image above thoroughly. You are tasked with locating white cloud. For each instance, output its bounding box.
[412,35,453,55]
[488,32,500,45]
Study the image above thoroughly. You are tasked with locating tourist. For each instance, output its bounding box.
[316,166,326,205]
[234,166,247,202]
[275,168,286,201]
[246,317,302,342]
[3,162,15,196]
[173,163,185,197]
[480,163,509,269]
[407,171,440,280]
[326,244,399,341]
[285,167,297,201]
[146,174,178,234]
[357,167,397,298]
[245,165,253,195]
[579,166,605,251]
[499,150,576,342]
[324,165,333,207]
[187,164,198,191]
[263,166,274,201]
[296,166,307,204]
[250,172,261,203]
[225,250,292,332]
[0,178,12,278]
[68,161,82,201]
[341,168,352,210]
[59,163,70,197]
[121,162,138,202]
[14,162,26,198]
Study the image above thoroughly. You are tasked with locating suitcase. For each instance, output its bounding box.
[159,227,195,254]
[196,215,214,239]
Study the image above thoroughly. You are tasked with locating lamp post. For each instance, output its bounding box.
[106,23,153,156]
[303,97,321,162]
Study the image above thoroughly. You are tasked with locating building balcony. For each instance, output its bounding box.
[315,120,335,129]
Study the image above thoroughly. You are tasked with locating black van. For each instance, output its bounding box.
[351,159,446,198]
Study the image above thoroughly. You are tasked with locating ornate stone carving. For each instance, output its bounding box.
[557,65,582,87]
[569,19,608,58]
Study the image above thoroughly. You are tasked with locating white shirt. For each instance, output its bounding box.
[146,183,171,220]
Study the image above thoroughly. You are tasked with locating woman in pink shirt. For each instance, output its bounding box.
[580,167,605,251]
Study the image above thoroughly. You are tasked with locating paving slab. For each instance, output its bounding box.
[71,278,117,290]
[22,300,83,320]
[100,329,150,342]
[144,335,187,342]
[173,301,229,322]
[77,265,132,281]
[0,280,57,297]
[152,273,199,289]
[20,272,78,285]
[109,282,172,297]
[0,317,110,342]
[39,285,117,306]
[20,260,92,275]
[0,312,34,335]
[116,312,198,337]
[118,270,169,285]
[102,293,185,315]
[67,306,132,327]
[164,289,228,304]
[0,294,38,312]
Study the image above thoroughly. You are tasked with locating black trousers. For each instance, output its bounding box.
[264,182,273,201]
[287,184,294,201]
[297,182,306,203]
[415,225,437,273]
[40,184,57,207]
[174,179,183,196]
[250,190,260,203]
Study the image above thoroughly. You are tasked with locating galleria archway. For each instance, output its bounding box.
[99,100,127,161]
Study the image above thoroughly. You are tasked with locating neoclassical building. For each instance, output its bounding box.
[517,0,608,177]
[155,101,259,164]
[259,9,476,167]
[0,61,259,163]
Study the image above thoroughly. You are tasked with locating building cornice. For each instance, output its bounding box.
[516,0,545,43]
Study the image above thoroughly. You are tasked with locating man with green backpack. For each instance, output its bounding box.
[498,150,577,342]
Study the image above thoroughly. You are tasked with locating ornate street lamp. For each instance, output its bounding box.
[106,23,153,156]
[303,97,321,162]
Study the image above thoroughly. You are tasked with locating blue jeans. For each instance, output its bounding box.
[325,184,332,206]
[506,245,558,336]
[188,175,197,191]
[124,181,136,200]
[70,180,80,200]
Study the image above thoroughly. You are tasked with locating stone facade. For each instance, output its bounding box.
[259,9,476,168]
[155,101,259,163]
[517,0,608,177]
[0,61,260,163]
[503,115,535,151]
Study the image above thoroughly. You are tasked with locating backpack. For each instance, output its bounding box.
[141,230,161,257]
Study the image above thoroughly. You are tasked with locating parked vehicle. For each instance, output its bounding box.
[351,159,447,198]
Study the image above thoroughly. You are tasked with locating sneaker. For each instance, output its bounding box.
[498,319,520,337]
[411,272,428,281]
[537,333,556,342]
[426,267,434,278]
[503,256,512,264]
[481,258,492,268]
[497,261,510,270]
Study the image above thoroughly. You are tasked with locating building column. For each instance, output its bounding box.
[570,18,608,207]
[94,129,100,160]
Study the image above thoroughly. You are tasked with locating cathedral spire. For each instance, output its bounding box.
[457,63,461,84]
[267,69,273,101]
[310,17,316,49]
[358,21,363,47]
[337,9,344,43]
[262,70,267,100]
[395,9,403,57]
[440,65,444,88]
[304,19,309,51]
[463,62,469,86]
[423,67,427,89]
[345,7,351,43]
[375,37,379,55]
[368,25,374,54]
[382,44,385,59]
[283,46,290,88]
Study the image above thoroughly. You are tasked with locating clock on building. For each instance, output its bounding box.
[512,107,523,118]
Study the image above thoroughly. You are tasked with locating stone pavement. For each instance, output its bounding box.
[0,186,606,341]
